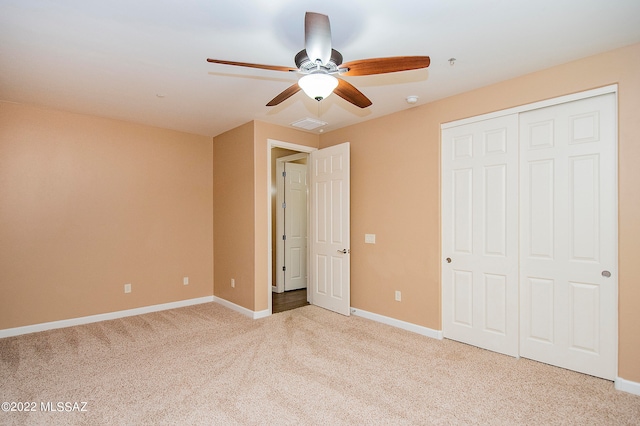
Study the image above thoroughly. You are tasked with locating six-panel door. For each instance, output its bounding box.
[442,114,520,357]
[519,93,617,380]
[310,142,350,316]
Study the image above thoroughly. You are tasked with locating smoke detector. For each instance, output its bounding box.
[406,95,419,104]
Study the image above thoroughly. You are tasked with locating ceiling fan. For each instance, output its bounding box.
[206,12,430,108]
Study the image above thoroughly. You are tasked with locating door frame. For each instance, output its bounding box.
[275,153,309,294]
[440,84,618,370]
[441,85,617,130]
[267,139,317,315]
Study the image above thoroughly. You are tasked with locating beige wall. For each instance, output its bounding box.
[0,102,213,329]
[320,108,440,327]
[212,121,318,312]
[320,43,640,383]
[212,122,256,308]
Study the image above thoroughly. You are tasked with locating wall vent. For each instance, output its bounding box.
[290,117,328,131]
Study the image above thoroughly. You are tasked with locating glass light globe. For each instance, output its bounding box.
[298,74,339,101]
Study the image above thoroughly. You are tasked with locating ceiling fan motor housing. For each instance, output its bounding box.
[295,49,344,74]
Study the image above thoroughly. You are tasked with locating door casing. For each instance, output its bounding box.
[268,140,316,315]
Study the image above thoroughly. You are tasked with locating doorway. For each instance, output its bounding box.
[275,153,309,294]
[268,141,315,315]
[267,140,351,317]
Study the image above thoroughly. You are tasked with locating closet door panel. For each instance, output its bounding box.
[442,114,519,357]
[519,93,617,380]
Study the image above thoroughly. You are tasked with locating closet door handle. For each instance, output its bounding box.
[446,257,452,263]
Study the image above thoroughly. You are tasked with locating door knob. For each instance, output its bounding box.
[602,270,611,278]
[446,257,452,263]
[337,249,349,254]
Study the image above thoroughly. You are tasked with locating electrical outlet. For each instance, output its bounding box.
[365,234,376,244]
[124,283,131,294]
[183,277,189,285]
[395,290,401,301]
[231,278,235,288]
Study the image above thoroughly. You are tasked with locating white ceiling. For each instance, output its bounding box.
[1,0,639,137]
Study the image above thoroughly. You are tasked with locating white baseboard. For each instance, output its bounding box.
[253,309,271,319]
[615,377,640,396]
[350,307,443,340]
[213,296,270,320]
[0,296,215,339]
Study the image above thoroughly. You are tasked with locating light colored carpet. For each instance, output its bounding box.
[1,303,639,425]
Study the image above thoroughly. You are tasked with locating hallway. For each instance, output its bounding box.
[272,289,308,313]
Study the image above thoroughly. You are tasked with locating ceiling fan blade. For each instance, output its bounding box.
[266,83,302,107]
[206,58,297,73]
[340,56,431,76]
[305,12,332,65]
[333,78,372,108]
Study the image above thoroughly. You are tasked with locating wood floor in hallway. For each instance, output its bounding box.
[272,288,308,314]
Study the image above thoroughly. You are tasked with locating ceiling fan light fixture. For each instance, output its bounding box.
[298,74,338,101]
[207,12,430,108]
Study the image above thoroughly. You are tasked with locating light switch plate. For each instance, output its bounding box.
[365,234,376,244]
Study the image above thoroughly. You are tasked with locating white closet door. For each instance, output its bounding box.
[519,93,617,380]
[442,114,519,357]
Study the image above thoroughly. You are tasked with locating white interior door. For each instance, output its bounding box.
[284,162,308,291]
[519,93,617,380]
[309,142,350,316]
[442,115,519,357]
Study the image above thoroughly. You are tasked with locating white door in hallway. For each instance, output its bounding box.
[442,114,520,357]
[309,142,350,316]
[283,162,308,291]
[519,93,617,380]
